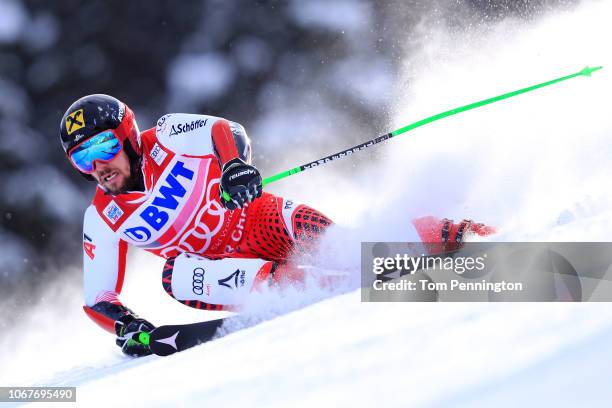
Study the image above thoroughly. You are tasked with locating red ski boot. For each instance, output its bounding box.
[412,215,496,253]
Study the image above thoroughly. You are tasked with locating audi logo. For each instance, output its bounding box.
[192,267,205,295]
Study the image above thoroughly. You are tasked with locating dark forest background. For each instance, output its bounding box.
[0,0,573,322]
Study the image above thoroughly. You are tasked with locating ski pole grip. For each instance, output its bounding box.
[131,331,151,346]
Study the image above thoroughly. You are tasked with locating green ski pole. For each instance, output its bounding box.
[260,65,602,188]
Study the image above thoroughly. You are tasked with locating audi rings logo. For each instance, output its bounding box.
[192,268,205,295]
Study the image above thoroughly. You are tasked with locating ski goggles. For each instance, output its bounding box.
[68,130,123,174]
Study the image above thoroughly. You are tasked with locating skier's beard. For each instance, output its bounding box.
[105,157,145,196]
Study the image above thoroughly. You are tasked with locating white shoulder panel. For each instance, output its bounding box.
[155,113,222,156]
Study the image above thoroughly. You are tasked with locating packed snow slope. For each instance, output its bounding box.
[3,1,612,406]
[29,298,612,407]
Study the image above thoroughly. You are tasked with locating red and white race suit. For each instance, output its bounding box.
[82,113,332,332]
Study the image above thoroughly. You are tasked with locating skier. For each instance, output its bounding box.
[60,94,493,357]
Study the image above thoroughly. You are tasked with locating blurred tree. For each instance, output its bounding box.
[0,0,576,323]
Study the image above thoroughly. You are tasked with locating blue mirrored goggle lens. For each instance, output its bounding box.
[69,131,122,173]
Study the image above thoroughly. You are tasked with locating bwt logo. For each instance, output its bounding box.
[123,161,194,242]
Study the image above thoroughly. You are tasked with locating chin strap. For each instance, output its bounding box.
[124,139,145,191]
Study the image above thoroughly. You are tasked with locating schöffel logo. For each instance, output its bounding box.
[103,201,124,224]
[169,119,208,137]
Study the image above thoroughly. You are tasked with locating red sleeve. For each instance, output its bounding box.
[211,119,240,166]
[83,305,117,334]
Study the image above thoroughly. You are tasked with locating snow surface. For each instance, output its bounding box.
[2,1,612,406]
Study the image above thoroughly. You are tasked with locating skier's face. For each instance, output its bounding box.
[91,150,132,194]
